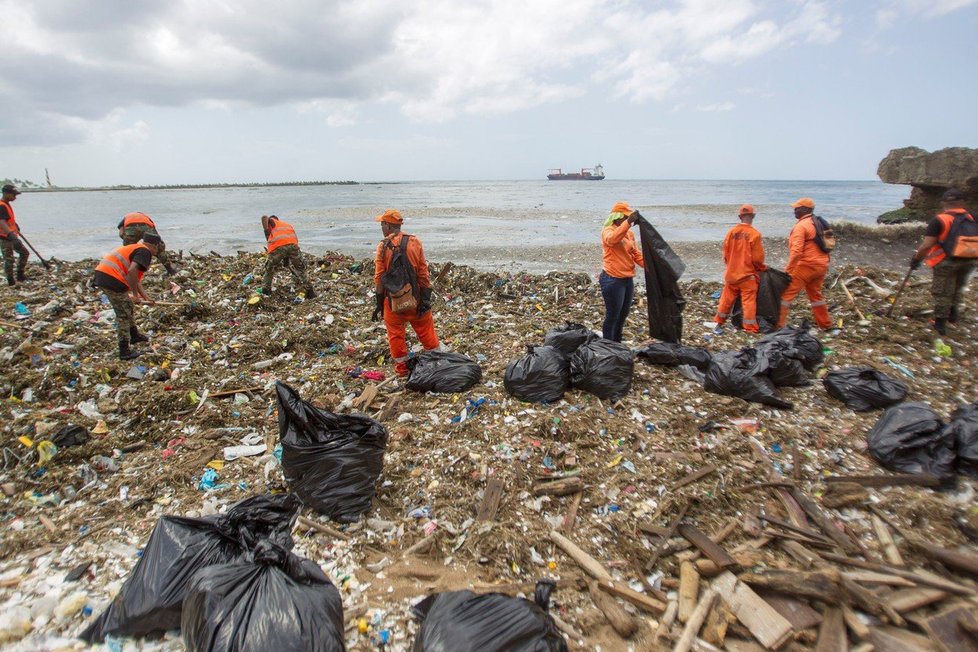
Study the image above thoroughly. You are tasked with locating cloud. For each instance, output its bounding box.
[876,0,978,26]
[695,101,736,112]
[0,0,843,145]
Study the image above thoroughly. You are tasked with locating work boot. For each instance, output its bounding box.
[16,272,27,283]
[932,318,948,336]
[129,327,149,344]
[119,340,141,360]
[5,275,13,287]
[305,286,317,300]
[948,306,959,324]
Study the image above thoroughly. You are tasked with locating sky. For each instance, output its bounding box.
[0,0,976,185]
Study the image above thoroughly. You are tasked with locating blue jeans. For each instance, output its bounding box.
[599,271,634,342]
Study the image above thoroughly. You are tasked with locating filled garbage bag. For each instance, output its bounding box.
[638,218,686,344]
[81,493,300,643]
[756,324,824,371]
[277,381,387,522]
[754,339,810,387]
[504,345,570,403]
[181,539,344,652]
[569,337,635,400]
[866,402,955,479]
[731,268,791,333]
[948,402,978,480]
[406,351,482,393]
[704,349,793,409]
[823,367,908,412]
[411,580,567,652]
[543,322,595,356]
[636,342,712,372]
[50,424,90,448]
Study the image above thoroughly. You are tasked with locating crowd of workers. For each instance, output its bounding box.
[0,182,975,374]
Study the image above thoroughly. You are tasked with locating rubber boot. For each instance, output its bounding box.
[932,318,948,336]
[5,274,13,287]
[119,339,141,360]
[129,326,149,344]
[949,306,959,324]
[305,286,317,300]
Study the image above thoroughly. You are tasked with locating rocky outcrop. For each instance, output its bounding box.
[876,146,978,223]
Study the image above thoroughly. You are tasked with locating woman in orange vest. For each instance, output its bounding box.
[600,201,645,342]
[714,204,767,333]
[260,215,316,299]
[0,184,30,286]
[93,234,161,360]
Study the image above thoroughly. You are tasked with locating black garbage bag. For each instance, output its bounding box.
[756,324,824,371]
[181,539,344,652]
[543,322,595,356]
[636,342,712,372]
[406,351,482,393]
[504,345,570,403]
[704,349,793,409]
[81,493,300,643]
[823,367,908,412]
[638,217,686,344]
[569,338,635,400]
[754,339,810,387]
[731,268,791,333]
[277,381,387,522]
[866,402,955,479]
[50,424,90,448]
[948,402,978,480]
[411,580,567,652]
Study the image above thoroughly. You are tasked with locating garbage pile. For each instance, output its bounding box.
[0,250,977,650]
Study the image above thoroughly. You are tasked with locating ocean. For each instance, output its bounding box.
[13,179,907,270]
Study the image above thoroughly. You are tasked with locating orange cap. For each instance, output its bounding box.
[374,209,403,225]
[791,197,815,209]
[738,204,754,216]
[611,201,632,214]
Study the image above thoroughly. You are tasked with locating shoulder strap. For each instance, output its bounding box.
[399,234,411,252]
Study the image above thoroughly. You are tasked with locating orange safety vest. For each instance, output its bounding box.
[95,244,149,289]
[266,220,299,252]
[926,209,974,267]
[0,200,19,237]
[123,212,156,228]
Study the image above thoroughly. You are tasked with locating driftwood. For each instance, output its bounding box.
[872,514,905,566]
[885,587,949,614]
[712,571,793,650]
[476,477,504,521]
[820,552,975,596]
[679,560,700,623]
[841,604,871,641]
[917,604,978,652]
[779,539,821,569]
[646,499,690,571]
[841,574,905,626]
[816,607,848,652]
[588,581,639,639]
[788,486,860,554]
[549,530,612,581]
[295,515,350,541]
[739,569,843,603]
[533,476,583,496]
[825,473,941,488]
[674,589,718,652]
[560,491,583,532]
[595,579,666,615]
[671,464,717,490]
[678,524,738,570]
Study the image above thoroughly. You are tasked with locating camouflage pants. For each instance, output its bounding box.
[121,225,170,265]
[262,244,311,293]
[931,258,976,319]
[105,288,136,347]
[1,237,29,281]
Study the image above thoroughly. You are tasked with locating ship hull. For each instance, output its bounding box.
[547,174,605,180]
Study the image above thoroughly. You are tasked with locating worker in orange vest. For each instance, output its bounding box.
[599,201,645,342]
[0,184,30,286]
[777,198,834,331]
[910,188,978,335]
[93,234,161,360]
[261,215,316,299]
[117,212,176,275]
[372,209,440,377]
[714,204,767,333]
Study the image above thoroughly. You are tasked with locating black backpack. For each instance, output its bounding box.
[380,235,418,313]
[811,215,836,253]
[941,212,978,259]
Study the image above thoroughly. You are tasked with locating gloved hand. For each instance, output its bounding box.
[909,257,922,270]
[417,287,433,316]
[628,211,642,225]
[371,292,384,321]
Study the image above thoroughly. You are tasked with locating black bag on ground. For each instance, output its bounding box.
[638,217,686,344]
[181,539,344,652]
[569,337,635,400]
[80,493,300,643]
[406,351,482,393]
[636,342,712,372]
[757,324,824,371]
[704,349,793,409]
[50,424,90,448]
[277,381,387,522]
[411,580,567,652]
[543,322,595,356]
[948,402,978,480]
[866,402,955,479]
[823,367,908,412]
[504,345,570,403]
[754,339,810,387]
[731,268,791,333]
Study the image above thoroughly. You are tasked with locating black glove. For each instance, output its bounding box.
[909,257,922,270]
[371,292,384,321]
[628,211,642,225]
[417,287,433,316]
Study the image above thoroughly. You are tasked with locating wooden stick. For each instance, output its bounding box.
[653,600,678,648]
[747,437,809,528]
[402,534,436,556]
[711,571,793,650]
[671,464,717,490]
[871,505,978,576]
[674,589,718,652]
[816,607,847,652]
[0,319,32,330]
[295,515,350,541]
[646,499,690,571]
[841,604,871,641]
[788,487,860,554]
[210,385,264,399]
[589,581,639,639]
[840,574,905,626]
[533,476,583,496]
[596,579,666,615]
[560,492,583,532]
[679,561,699,623]
[819,552,975,596]
[549,530,612,581]
[551,614,583,641]
[678,524,738,570]
[871,514,904,566]
[825,473,940,488]
[841,280,868,321]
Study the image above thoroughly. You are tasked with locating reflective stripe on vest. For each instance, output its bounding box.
[95,244,148,288]
[0,200,18,237]
[266,221,298,252]
[123,212,155,228]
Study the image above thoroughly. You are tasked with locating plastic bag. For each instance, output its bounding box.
[704,349,793,409]
[866,402,955,479]
[948,402,978,480]
[754,339,810,387]
[411,580,567,652]
[756,324,824,371]
[543,322,595,356]
[182,539,344,652]
[731,268,791,333]
[823,367,908,412]
[81,493,300,643]
[277,381,387,522]
[504,345,570,403]
[406,351,482,393]
[636,342,712,372]
[569,338,635,400]
[638,218,685,344]
[50,424,90,448]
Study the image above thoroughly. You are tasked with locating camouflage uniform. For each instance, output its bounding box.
[104,288,136,347]
[121,225,170,265]
[931,257,976,319]
[262,243,312,294]
[1,237,29,283]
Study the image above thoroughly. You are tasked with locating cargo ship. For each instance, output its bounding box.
[547,164,605,180]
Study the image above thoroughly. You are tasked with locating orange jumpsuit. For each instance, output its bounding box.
[778,215,831,329]
[374,232,440,376]
[714,223,766,332]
